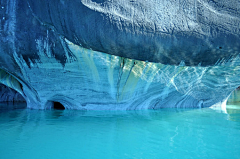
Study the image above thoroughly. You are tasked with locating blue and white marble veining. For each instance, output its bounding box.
[0,0,240,110]
[10,38,240,110]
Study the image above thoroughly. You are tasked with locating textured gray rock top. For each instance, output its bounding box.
[1,0,240,68]
[28,0,240,66]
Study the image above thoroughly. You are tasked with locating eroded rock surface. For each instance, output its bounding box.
[0,0,240,109]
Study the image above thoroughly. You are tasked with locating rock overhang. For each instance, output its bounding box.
[0,0,240,110]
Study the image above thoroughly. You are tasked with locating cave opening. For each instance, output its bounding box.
[0,84,26,109]
[0,68,26,106]
[227,86,240,105]
[53,102,65,110]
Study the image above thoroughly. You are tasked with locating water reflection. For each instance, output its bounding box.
[226,106,240,122]
[0,104,240,158]
[0,105,234,122]
[0,102,239,124]
[0,102,26,110]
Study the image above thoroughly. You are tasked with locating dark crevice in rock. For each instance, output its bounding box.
[0,84,26,103]
[53,101,65,110]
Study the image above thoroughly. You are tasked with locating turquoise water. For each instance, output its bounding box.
[0,104,240,159]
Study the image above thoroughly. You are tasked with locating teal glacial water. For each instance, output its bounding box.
[0,104,240,159]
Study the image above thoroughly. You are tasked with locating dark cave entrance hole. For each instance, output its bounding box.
[53,102,65,110]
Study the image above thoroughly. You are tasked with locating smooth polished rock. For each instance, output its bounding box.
[11,39,240,110]
[0,0,240,109]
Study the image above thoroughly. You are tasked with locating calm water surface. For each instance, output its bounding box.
[0,104,240,159]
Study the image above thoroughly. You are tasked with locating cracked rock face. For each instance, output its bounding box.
[0,0,240,110]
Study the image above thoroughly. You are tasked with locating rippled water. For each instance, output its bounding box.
[0,103,240,159]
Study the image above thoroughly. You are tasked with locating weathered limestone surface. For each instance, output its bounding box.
[0,0,239,110]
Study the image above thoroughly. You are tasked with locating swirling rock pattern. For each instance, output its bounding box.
[0,0,239,109]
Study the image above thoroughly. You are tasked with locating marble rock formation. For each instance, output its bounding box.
[0,0,240,110]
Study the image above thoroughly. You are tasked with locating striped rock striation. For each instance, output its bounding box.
[0,0,240,110]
